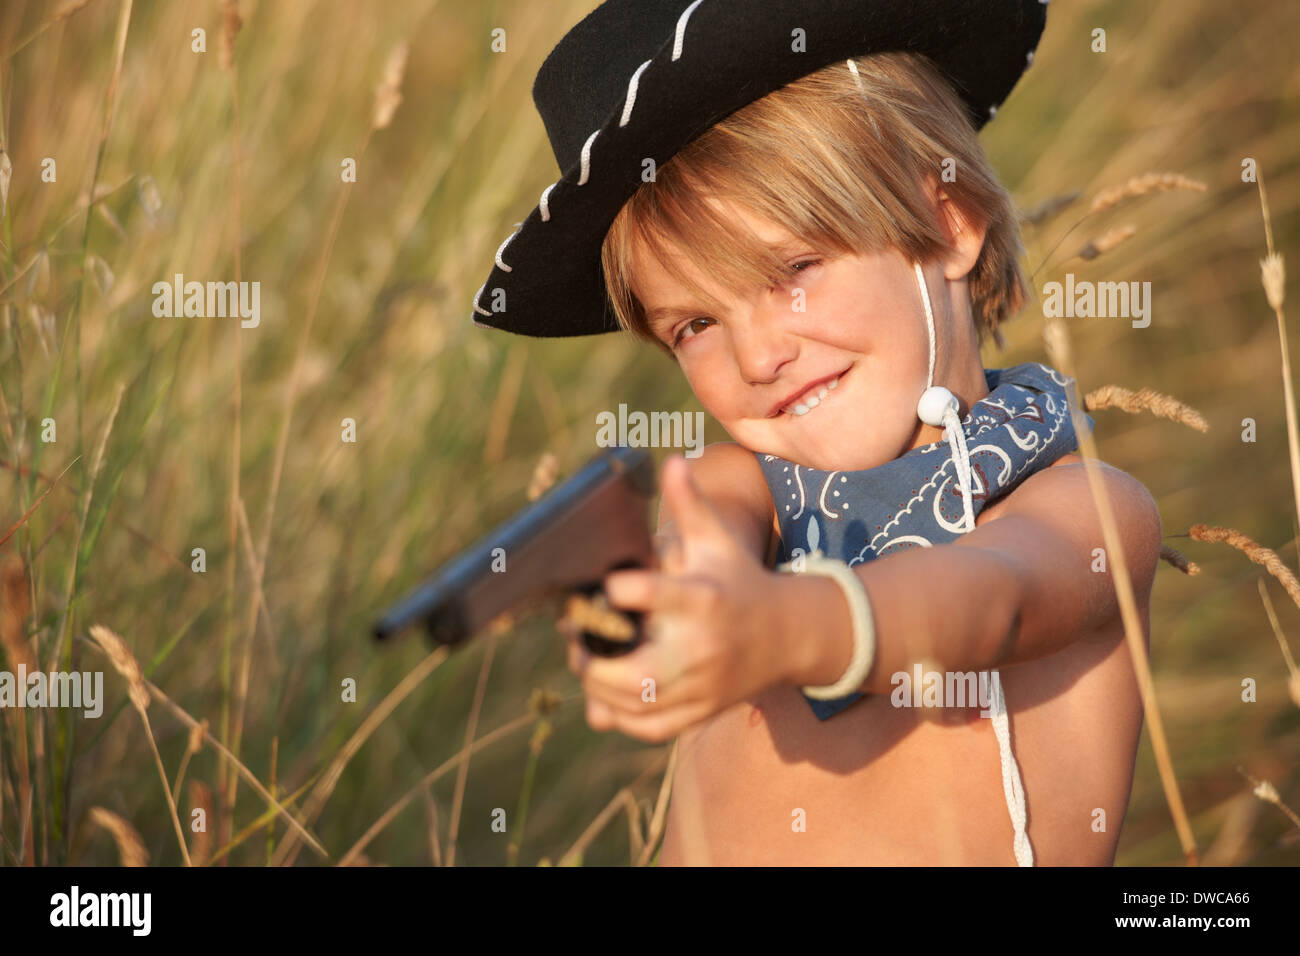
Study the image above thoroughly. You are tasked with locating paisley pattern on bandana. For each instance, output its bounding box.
[754,361,1093,720]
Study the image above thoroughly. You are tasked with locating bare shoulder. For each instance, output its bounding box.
[983,451,1163,596]
[657,443,776,560]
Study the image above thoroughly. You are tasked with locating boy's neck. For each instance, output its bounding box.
[902,346,991,453]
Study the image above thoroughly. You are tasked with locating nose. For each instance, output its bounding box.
[732,301,798,386]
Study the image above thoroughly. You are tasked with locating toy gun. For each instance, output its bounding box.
[372,446,657,657]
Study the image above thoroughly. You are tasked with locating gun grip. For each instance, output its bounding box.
[565,577,645,658]
[581,609,644,657]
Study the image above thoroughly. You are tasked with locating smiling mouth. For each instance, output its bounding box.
[778,367,851,418]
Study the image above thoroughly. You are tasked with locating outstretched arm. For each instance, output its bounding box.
[782,458,1162,695]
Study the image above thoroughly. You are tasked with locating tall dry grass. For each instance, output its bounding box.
[0,0,1297,868]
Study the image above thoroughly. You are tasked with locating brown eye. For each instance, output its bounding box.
[673,316,715,348]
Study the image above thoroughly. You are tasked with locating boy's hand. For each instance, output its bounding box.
[563,454,790,743]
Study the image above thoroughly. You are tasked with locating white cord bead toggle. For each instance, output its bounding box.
[917,385,958,427]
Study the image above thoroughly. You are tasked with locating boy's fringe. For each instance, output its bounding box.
[1088,173,1207,216]
[1188,524,1300,612]
[1084,385,1209,432]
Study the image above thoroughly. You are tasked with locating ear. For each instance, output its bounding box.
[924,174,988,282]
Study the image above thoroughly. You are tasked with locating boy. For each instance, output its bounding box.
[472,0,1162,865]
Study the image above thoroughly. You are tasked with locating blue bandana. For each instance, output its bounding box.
[754,361,1092,720]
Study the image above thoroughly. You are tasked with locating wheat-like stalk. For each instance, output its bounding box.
[527,451,559,501]
[559,749,672,867]
[1044,315,1199,864]
[88,807,150,866]
[1238,768,1300,831]
[1,554,36,671]
[338,707,547,866]
[79,630,328,858]
[89,623,192,866]
[1261,252,1285,313]
[527,687,563,717]
[1019,190,1082,226]
[1189,524,1300,612]
[1159,544,1200,575]
[1,554,35,864]
[372,40,409,130]
[271,643,451,866]
[0,148,11,222]
[219,0,241,70]
[635,738,679,866]
[1256,579,1300,709]
[1083,385,1209,432]
[188,781,214,866]
[171,717,209,803]
[1088,172,1208,216]
[1075,224,1137,261]
[53,0,93,23]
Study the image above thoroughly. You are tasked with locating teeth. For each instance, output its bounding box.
[784,373,843,416]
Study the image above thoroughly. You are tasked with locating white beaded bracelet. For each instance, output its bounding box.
[775,550,877,700]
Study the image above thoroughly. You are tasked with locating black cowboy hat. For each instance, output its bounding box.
[470,0,1049,339]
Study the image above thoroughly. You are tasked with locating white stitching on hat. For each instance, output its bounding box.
[481,0,703,326]
[845,59,884,142]
[845,58,865,91]
[620,59,653,127]
[672,0,705,61]
[494,221,524,272]
[472,281,492,318]
[578,128,601,185]
[539,181,558,222]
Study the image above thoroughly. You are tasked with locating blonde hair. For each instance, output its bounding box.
[600,51,1029,358]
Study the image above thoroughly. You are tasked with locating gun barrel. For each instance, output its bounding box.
[372,446,655,644]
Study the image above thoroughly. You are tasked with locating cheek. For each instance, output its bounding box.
[682,360,745,420]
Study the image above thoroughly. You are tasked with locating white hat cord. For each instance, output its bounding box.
[911,260,1034,867]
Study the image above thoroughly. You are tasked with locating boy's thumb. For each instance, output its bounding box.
[659,455,723,536]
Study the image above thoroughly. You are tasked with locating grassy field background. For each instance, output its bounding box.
[0,0,1298,866]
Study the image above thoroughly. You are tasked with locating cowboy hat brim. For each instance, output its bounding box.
[471,0,1049,338]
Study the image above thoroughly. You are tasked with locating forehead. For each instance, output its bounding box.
[631,200,802,323]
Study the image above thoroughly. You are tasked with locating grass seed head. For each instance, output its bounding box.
[88,806,150,866]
